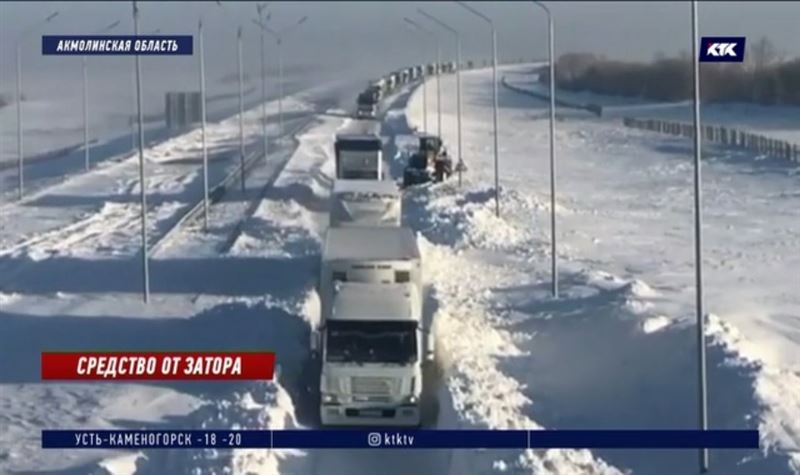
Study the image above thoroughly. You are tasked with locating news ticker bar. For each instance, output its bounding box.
[42,430,759,450]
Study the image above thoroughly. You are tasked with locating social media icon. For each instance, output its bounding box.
[367,432,382,447]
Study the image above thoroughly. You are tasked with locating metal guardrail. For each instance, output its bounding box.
[500,75,603,117]
[622,117,800,163]
[148,114,315,256]
[218,118,319,254]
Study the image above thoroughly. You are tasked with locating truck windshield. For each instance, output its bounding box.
[338,152,380,180]
[358,96,376,106]
[326,320,417,364]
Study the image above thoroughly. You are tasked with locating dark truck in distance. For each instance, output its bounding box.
[356,90,378,119]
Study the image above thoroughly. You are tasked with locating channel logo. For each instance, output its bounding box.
[367,432,382,447]
[699,37,746,63]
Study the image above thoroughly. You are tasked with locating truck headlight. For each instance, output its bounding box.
[404,394,418,404]
[322,393,338,404]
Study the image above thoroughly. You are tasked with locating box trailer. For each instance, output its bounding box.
[319,226,421,320]
[313,282,432,426]
[330,179,401,228]
[334,134,384,180]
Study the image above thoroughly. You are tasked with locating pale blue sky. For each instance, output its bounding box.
[1,2,798,97]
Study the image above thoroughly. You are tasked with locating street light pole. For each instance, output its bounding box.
[238,26,246,192]
[132,0,150,302]
[490,28,499,217]
[457,1,500,216]
[16,11,60,200]
[277,37,284,136]
[417,9,463,186]
[131,58,136,151]
[423,58,429,134]
[130,27,159,153]
[260,28,268,160]
[532,0,558,298]
[16,44,23,200]
[456,37,463,186]
[691,0,709,472]
[198,19,209,231]
[83,20,120,171]
[82,55,89,170]
[256,16,308,142]
[214,1,248,191]
[256,4,269,162]
[435,36,442,137]
[403,18,431,134]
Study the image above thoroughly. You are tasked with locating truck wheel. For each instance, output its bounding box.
[420,359,444,428]
[294,355,322,428]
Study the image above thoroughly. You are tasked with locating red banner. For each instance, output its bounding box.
[41,352,275,381]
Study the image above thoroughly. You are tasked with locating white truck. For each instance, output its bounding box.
[386,73,397,92]
[356,93,378,119]
[334,134,384,180]
[370,78,386,97]
[313,282,432,426]
[329,179,401,228]
[319,226,422,320]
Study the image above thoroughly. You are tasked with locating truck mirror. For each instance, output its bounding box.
[424,331,435,362]
[425,349,435,363]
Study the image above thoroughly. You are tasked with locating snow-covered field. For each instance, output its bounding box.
[0,61,320,166]
[1,63,798,475]
[503,65,800,144]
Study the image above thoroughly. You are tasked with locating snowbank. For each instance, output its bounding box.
[402,65,799,474]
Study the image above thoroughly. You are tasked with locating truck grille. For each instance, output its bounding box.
[351,376,394,395]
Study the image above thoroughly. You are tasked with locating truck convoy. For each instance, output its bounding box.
[353,65,431,120]
[315,127,433,426]
[312,60,468,425]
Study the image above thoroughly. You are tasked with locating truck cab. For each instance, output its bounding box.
[313,282,433,426]
[356,91,378,119]
[386,74,397,92]
[334,134,384,180]
[330,179,401,228]
[356,102,377,119]
[367,83,383,101]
